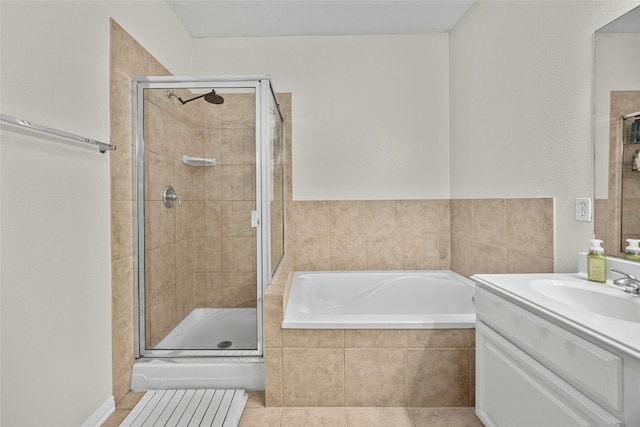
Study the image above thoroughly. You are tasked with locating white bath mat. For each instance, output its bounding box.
[120,389,247,427]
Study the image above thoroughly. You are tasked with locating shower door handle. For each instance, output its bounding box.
[251,210,259,228]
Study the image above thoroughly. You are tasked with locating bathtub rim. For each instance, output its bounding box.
[282,269,476,329]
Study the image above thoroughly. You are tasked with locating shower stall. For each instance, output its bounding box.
[130,76,284,390]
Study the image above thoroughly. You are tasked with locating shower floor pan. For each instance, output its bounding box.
[132,308,264,391]
[155,308,257,350]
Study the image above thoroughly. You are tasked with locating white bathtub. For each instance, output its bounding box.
[282,270,476,329]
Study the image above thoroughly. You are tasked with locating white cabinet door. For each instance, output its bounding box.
[476,287,623,411]
[476,322,622,427]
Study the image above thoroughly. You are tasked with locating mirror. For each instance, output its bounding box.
[594,6,640,257]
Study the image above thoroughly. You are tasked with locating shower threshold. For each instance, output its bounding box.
[131,357,264,391]
[132,308,264,391]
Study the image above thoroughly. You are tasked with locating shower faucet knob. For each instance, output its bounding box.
[162,185,182,208]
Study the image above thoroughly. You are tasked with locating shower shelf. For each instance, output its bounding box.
[182,155,216,167]
[0,113,116,153]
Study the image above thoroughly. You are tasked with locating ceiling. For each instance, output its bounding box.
[166,1,475,38]
[596,5,640,33]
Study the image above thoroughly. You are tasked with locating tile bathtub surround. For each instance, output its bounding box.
[292,200,451,271]
[450,198,554,278]
[265,321,475,408]
[264,256,293,407]
[290,197,553,275]
[286,329,473,408]
[267,197,552,408]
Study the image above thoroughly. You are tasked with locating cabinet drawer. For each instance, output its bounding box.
[476,287,623,412]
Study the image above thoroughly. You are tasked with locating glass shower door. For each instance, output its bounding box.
[133,78,265,357]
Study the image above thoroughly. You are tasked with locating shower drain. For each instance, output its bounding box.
[217,340,232,349]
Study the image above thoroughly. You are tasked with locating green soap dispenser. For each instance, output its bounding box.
[624,239,640,262]
[587,239,607,283]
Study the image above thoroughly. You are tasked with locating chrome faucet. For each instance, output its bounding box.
[611,269,640,296]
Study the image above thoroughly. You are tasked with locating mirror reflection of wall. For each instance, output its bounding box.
[619,104,640,251]
[594,6,640,257]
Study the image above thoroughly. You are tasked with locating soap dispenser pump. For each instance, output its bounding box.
[624,239,640,262]
[587,239,607,283]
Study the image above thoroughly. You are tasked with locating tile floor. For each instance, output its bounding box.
[102,391,484,427]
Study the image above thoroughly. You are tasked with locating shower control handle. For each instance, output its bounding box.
[163,185,182,208]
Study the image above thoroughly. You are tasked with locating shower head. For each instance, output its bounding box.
[166,89,224,105]
[203,90,225,105]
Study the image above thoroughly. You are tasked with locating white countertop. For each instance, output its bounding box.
[473,272,640,359]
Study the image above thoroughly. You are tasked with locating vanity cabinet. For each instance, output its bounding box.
[475,282,640,427]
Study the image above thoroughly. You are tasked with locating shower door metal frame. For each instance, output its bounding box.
[132,76,279,358]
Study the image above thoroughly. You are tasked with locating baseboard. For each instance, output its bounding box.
[81,395,115,427]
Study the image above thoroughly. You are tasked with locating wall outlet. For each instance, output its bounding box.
[575,197,592,222]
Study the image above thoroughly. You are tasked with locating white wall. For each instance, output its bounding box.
[0,1,192,425]
[0,128,113,426]
[193,34,450,200]
[194,2,639,272]
[449,0,639,272]
[594,32,640,199]
[0,1,194,139]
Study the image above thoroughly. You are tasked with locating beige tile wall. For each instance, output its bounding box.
[109,20,261,403]
[110,19,161,405]
[279,329,473,408]
[289,197,554,276]
[450,198,555,277]
[110,20,150,402]
[292,200,451,271]
[143,88,258,342]
[193,92,258,310]
[143,88,197,348]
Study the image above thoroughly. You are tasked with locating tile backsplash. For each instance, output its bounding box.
[288,198,554,277]
[291,200,450,271]
[451,198,554,277]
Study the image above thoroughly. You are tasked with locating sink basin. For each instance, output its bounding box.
[530,279,640,323]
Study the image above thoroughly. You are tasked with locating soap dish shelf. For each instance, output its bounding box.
[182,155,216,167]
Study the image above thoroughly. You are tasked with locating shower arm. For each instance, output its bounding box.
[177,93,207,105]
[167,90,223,105]
[167,91,207,105]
